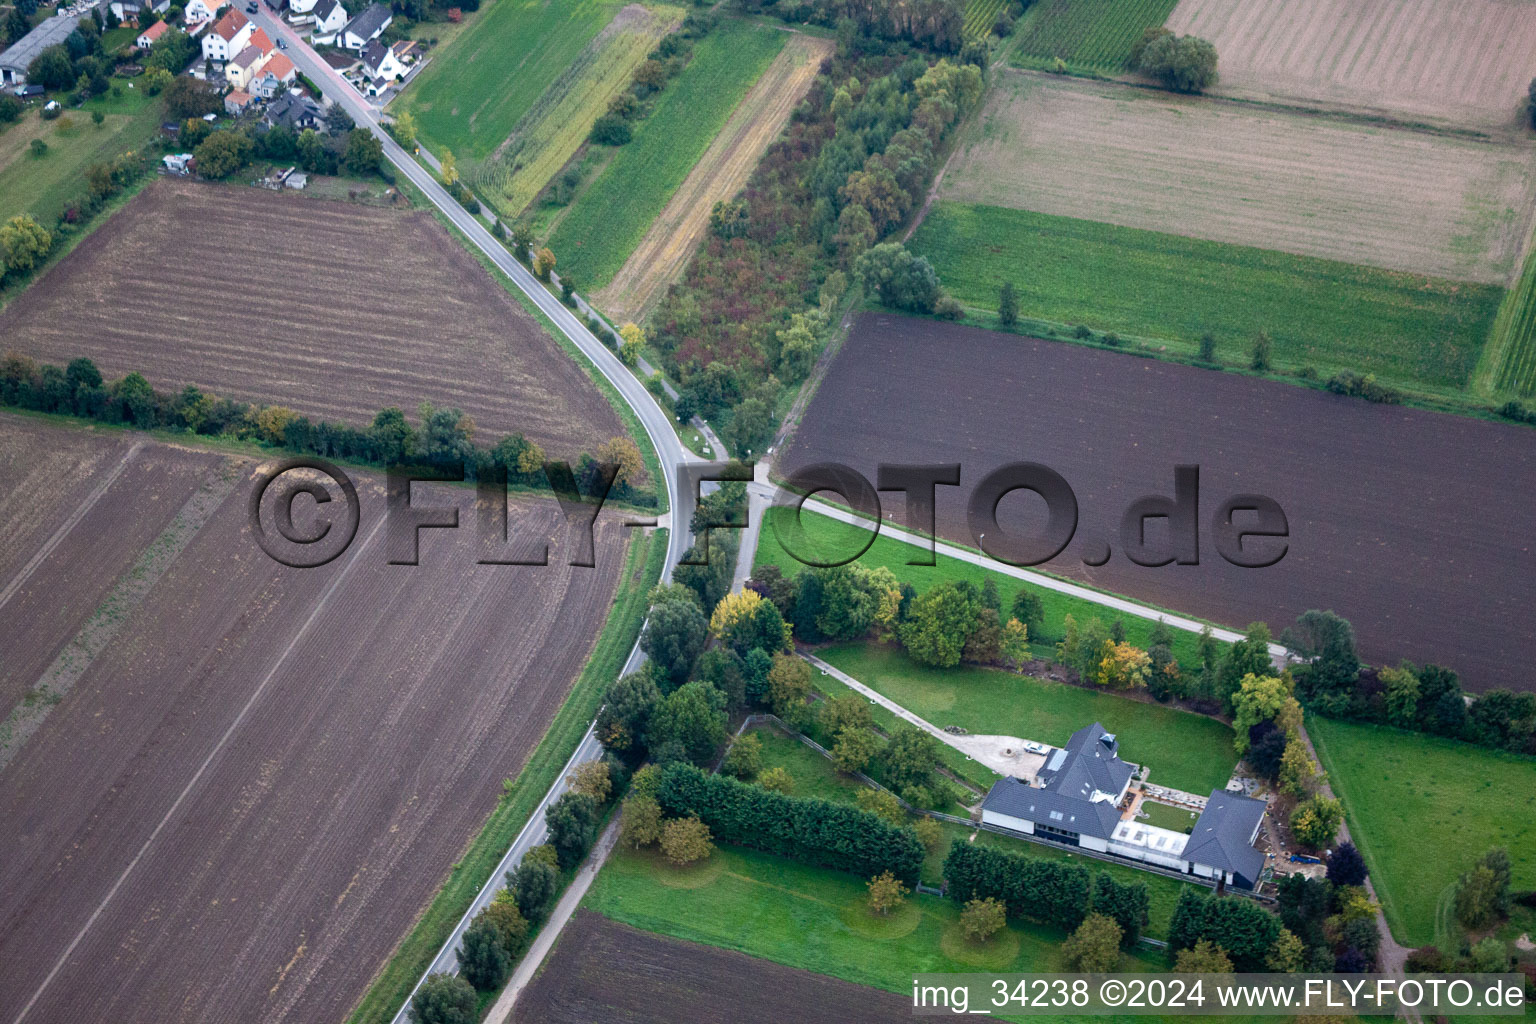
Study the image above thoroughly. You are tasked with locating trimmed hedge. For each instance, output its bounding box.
[655,763,925,884]
[942,842,1093,932]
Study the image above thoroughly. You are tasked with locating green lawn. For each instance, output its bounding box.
[587,843,1258,1024]
[746,723,866,807]
[911,202,1503,391]
[0,82,161,226]
[819,643,1237,795]
[1010,0,1181,72]
[754,504,1215,670]
[1308,714,1536,948]
[400,0,625,162]
[546,17,784,288]
[1136,799,1198,834]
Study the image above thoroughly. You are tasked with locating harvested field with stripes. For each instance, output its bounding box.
[1165,0,1536,130]
[0,418,629,1024]
[595,32,832,323]
[0,179,623,459]
[941,73,1536,284]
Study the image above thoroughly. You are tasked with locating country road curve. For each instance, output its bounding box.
[237,14,707,1023]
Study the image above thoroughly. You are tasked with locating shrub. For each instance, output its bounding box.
[1326,370,1402,404]
[589,113,632,146]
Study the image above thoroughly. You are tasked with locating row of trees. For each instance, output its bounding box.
[650,35,985,457]
[943,843,1151,941]
[587,11,717,148]
[409,759,621,1024]
[0,354,650,500]
[653,762,927,883]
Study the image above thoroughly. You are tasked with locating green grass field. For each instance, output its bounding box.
[1307,715,1536,948]
[753,505,1215,670]
[400,0,624,162]
[586,844,1256,1023]
[343,528,665,1024]
[1010,0,1180,71]
[911,202,1503,390]
[819,643,1237,795]
[546,17,784,288]
[747,723,866,807]
[1485,242,1536,397]
[0,82,161,226]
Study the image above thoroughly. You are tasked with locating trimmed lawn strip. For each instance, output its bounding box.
[344,527,665,1024]
[818,643,1237,795]
[546,18,785,288]
[910,201,1501,391]
[752,504,1213,669]
[1307,714,1536,948]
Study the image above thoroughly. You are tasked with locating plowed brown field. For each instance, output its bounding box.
[782,314,1536,692]
[0,423,627,1024]
[595,33,833,323]
[1164,0,1536,130]
[520,911,952,1023]
[0,180,622,458]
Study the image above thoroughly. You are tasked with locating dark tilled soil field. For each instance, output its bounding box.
[0,417,229,711]
[0,438,627,1024]
[0,179,624,458]
[520,911,942,1023]
[783,314,1536,691]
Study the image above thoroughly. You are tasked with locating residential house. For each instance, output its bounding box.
[360,39,401,82]
[264,91,323,131]
[201,8,255,62]
[979,722,1270,890]
[286,0,318,20]
[183,0,221,22]
[136,19,170,48]
[111,0,170,24]
[224,88,255,115]
[0,13,84,87]
[340,3,389,50]
[248,52,295,98]
[309,0,347,39]
[320,47,359,73]
[224,27,273,89]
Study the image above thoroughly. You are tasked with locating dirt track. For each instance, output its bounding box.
[1165,0,1536,131]
[519,911,957,1023]
[0,180,623,458]
[941,73,1536,285]
[782,313,1536,692]
[0,432,627,1024]
[595,33,833,323]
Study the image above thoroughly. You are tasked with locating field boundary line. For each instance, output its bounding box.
[0,440,144,614]
[11,512,389,1024]
[0,459,242,771]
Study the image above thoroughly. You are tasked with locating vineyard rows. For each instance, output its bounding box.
[1012,0,1178,70]
[962,0,1006,41]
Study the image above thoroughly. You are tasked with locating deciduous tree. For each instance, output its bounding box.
[409,973,476,1024]
[866,870,909,915]
[960,897,1007,941]
[660,814,714,865]
[1063,912,1123,972]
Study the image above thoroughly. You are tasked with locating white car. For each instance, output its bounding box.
[1023,741,1050,755]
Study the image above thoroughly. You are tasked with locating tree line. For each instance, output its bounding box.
[0,355,653,504]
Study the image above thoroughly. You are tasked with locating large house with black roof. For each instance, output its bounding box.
[980,722,1269,890]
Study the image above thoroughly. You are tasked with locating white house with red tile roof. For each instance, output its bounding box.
[201,8,254,62]
[183,0,221,21]
[136,20,170,48]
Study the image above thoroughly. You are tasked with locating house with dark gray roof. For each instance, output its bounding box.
[981,722,1269,890]
[340,2,391,50]
[1,13,84,87]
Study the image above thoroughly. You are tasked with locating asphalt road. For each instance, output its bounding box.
[239,16,704,1020]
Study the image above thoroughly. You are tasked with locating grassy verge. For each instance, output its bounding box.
[819,643,1237,795]
[753,504,1217,669]
[546,18,785,288]
[344,525,665,1024]
[910,201,1503,392]
[400,0,625,162]
[1008,0,1180,72]
[1307,714,1536,947]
